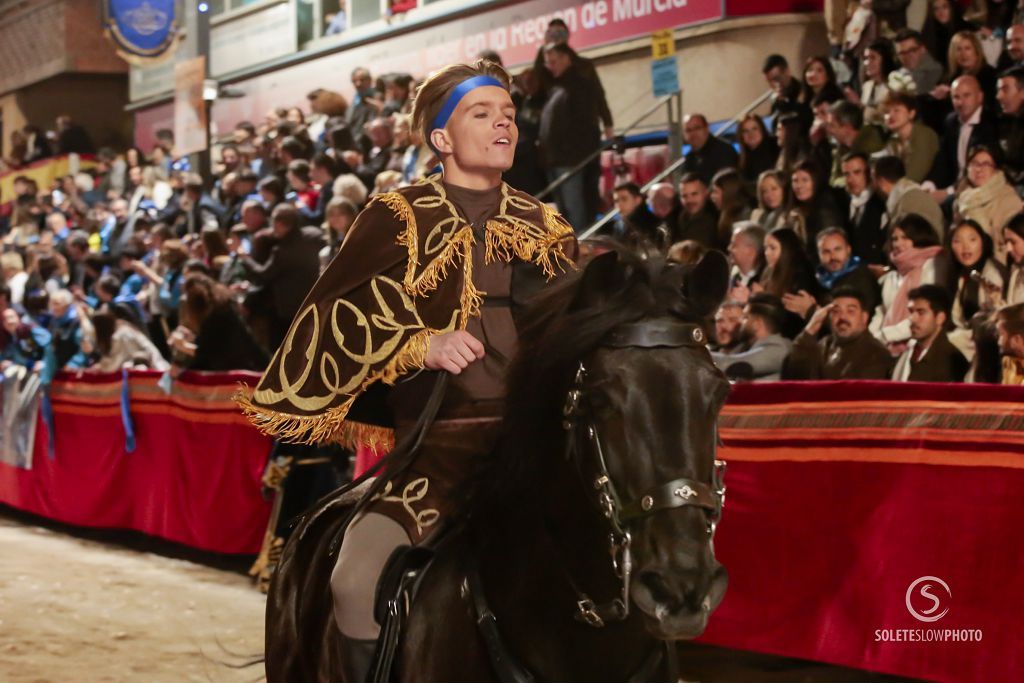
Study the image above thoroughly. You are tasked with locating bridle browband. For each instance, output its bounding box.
[561,318,727,628]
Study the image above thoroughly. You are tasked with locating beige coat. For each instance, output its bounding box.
[955,171,1024,265]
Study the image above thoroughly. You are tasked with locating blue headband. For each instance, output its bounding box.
[430,75,506,133]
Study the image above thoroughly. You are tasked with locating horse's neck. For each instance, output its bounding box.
[472,462,655,679]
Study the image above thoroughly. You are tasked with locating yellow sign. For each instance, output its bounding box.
[652,29,675,59]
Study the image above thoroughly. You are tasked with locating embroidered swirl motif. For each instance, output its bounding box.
[252,275,455,410]
[375,477,441,536]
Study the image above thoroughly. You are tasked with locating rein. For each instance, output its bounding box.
[560,319,727,627]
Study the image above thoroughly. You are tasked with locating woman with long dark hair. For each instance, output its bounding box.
[784,160,844,261]
[757,227,819,296]
[737,114,779,185]
[1000,214,1024,308]
[171,273,268,372]
[922,0,974,69]
[846,39,896,126]
[942,219,1005,359]
[710,168,754,248]
[775,112,811,177]
[800,56,844,107]
[756,227,821,337]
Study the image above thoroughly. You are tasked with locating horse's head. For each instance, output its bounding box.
[563,249,731,640]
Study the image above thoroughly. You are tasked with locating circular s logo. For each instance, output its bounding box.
[905,576,951,622]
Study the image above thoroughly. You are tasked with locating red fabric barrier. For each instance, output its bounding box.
[0,370,272,555]
[702,381,1024,683]
[1,373,1020,682]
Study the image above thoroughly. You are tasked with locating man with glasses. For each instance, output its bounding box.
[893,29,943,95]
[680,114,738,184]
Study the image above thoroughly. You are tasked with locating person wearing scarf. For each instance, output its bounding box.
[953,146,1024,265]
[237,60,576,677]
[871,214,946,353]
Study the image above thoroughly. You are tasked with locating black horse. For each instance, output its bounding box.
[265,249,732,682]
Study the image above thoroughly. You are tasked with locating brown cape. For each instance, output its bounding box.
[236,175,576,448]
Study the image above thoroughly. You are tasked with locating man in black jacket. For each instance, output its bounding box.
[238,204,326,348]
[675,173,720,248]
[840,152,887,264]
[539,43,601,231]
[996,66,1024,187]
[680,114,738,184]
[892,285,968,382]
[533,19,614,138]
[763,54,811,132]
[926,76,1000,196]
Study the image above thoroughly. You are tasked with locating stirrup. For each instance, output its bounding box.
[368,546,437,682]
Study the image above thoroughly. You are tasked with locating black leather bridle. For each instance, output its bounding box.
[561,318,727,627]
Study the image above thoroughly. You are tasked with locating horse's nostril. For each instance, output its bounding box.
[639,570,683,611]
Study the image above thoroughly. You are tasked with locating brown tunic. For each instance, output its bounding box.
[376,182,516,542]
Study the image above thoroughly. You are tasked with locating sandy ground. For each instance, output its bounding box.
[0,510,918,683]
[0,514,266,683]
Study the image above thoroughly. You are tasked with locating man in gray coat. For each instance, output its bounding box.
[711,294,792,381]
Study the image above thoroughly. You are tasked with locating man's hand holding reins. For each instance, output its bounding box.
[424,330,485,375]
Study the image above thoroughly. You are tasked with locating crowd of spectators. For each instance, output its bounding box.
[0,22,615,389]
[2,7,1024,390]
[614,5,1024,386]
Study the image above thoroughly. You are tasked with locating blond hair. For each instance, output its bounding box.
[410,60,511,147]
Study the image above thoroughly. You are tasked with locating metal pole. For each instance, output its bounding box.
[672,89,683,187]
[196,4,212,187]
[666,91,682,188]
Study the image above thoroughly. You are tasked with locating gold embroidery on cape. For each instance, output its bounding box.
[236,175,575,446]
[374,477,441,536]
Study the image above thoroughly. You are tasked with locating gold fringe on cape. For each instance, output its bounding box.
[234,327,438,448]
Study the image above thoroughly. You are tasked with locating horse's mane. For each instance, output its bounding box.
[454,249,707,528]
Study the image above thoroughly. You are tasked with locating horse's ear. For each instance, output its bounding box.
[572,250,622,310]
[683,250,730,318]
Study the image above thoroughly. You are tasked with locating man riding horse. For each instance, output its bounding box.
[238,59,578,681]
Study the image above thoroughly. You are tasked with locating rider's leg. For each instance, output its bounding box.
[331,511,411,639]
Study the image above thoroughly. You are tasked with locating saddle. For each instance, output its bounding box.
[365,544,679,683]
